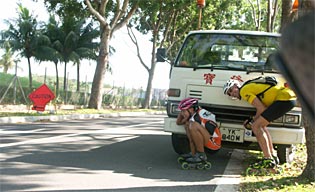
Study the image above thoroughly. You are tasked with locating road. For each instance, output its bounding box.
[0,114,241,192]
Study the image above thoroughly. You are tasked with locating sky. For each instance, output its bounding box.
[0,0,171,89]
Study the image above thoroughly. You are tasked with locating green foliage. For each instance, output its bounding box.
[0,72,45,104]
[0,107,163,118]
[0,42,16,73]
[0,73,42,88]
[240,144,314,191]
[1,4,53,89]
[44,0,90,21]
[131,0,282,62]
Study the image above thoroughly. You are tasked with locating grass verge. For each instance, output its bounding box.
[0,107,165,117]
[239,144,314,191]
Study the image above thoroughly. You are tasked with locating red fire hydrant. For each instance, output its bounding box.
[28,84,55,112]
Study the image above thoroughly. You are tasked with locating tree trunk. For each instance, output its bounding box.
[270,0,279,32]
[298,0,315,181]
[63,61,67,91]
[88,27,110,109]
[143,31,158,109]
[54,62,59,97]
[301,111,315,180]
[143,70,154,109]
[4,66,9,73]
[280,0,294,32]
[77,63,80,92]
[280,3,315,180]
[267,0,272,32]
[27,57,32,90]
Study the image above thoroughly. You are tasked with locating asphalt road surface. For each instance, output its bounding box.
[0,114,239,192]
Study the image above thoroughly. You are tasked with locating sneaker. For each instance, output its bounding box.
[250,158,276,169]
[272,155,280,165]
[186,152,207,163]
[180,152,193,159]
[197,152,207,161]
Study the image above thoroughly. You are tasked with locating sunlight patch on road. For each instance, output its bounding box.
[0,121,169,148]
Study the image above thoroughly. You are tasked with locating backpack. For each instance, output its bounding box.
[240,76,278,100]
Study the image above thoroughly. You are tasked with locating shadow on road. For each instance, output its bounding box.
[1,131,234,191]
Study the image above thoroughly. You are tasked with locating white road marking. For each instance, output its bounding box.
[0,121,167,148]
[0,128,46,135]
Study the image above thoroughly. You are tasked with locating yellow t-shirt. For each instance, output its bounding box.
[240,83,296,107]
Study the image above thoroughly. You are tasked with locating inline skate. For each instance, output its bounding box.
[246,158,282,176]
[178,152,211,170]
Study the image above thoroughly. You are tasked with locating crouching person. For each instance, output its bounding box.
[176,97,221,164]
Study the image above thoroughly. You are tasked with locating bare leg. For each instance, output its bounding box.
[251,116,273,158]
[262,126,276,155]
[189,122,211,152]
[185,123,196,155]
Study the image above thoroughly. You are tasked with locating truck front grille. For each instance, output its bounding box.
[201,104,255,123]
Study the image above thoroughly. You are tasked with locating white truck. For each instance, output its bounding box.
[160,30,305,164]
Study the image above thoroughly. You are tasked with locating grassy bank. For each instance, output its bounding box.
[240,144,314,191]
[0,105,165,117]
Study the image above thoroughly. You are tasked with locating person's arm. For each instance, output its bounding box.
[176,111,189,125]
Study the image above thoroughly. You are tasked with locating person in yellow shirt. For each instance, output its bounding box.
[223,79,296,169]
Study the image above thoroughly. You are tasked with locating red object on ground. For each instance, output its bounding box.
[28,84,55,111]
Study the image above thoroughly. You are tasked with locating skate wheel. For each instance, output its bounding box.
[181,162,189,170]
[204,162,211,170]
[177,157,184,164]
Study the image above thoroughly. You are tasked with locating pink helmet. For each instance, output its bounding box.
[178,98,199,110]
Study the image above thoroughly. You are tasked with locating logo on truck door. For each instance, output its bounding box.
[230,75,244,82]
[203,73,216,85]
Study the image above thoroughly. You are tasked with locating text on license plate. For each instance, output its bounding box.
[220,128,244,143]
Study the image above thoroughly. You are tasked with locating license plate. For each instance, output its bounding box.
[220,128,244,143]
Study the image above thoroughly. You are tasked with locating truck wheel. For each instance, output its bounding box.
[171,133,190,154]
[276,144,296,164]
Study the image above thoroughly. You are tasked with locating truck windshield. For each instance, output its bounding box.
[175,33,280,72]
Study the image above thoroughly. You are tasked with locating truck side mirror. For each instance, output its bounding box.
[156,48,166,62]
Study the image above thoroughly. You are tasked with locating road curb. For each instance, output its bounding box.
[0,111,167,124]
[214,149,244,192]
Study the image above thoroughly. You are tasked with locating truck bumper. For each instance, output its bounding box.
[164,117,305,145]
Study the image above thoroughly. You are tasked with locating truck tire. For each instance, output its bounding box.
[171,133,190,154]
[276,144,296,164]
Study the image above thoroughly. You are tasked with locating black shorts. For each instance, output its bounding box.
[261,100,296,122]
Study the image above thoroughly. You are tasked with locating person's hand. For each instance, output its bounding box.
[177,110,189,125]
[243,117,253,129]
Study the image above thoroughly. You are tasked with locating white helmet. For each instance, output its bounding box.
[223,79,241,95]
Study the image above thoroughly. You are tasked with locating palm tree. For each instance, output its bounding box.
[72,21,98,91]
[53,18,98,92]
[0,42,17,73]
[2,4,47,90]
[40,16,63,98]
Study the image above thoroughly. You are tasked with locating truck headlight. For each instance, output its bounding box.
[273,117,283,123]
[284,114,300,124]
[171,103,181,114]
[272,114,300,127]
